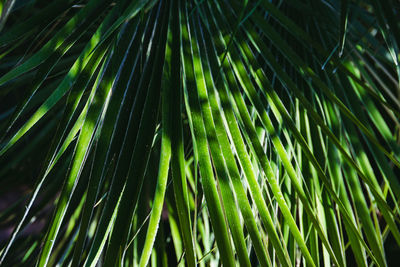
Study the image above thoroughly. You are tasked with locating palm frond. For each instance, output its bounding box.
[0,0,399,266]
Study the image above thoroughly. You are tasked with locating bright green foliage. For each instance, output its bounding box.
[0,0,400,266]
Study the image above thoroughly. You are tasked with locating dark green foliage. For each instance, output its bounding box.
[0,0,399,266]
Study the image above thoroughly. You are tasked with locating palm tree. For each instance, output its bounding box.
[0,0,399,266]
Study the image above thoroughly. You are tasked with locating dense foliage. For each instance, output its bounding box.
[0,0,400,266]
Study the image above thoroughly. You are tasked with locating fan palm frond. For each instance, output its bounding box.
[0,0,399,266]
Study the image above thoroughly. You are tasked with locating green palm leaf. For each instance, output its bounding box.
[0,0,399,266]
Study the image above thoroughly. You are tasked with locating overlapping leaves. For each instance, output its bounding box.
[0,0,399,266]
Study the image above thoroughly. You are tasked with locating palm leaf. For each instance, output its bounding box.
[0,0,399,266]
